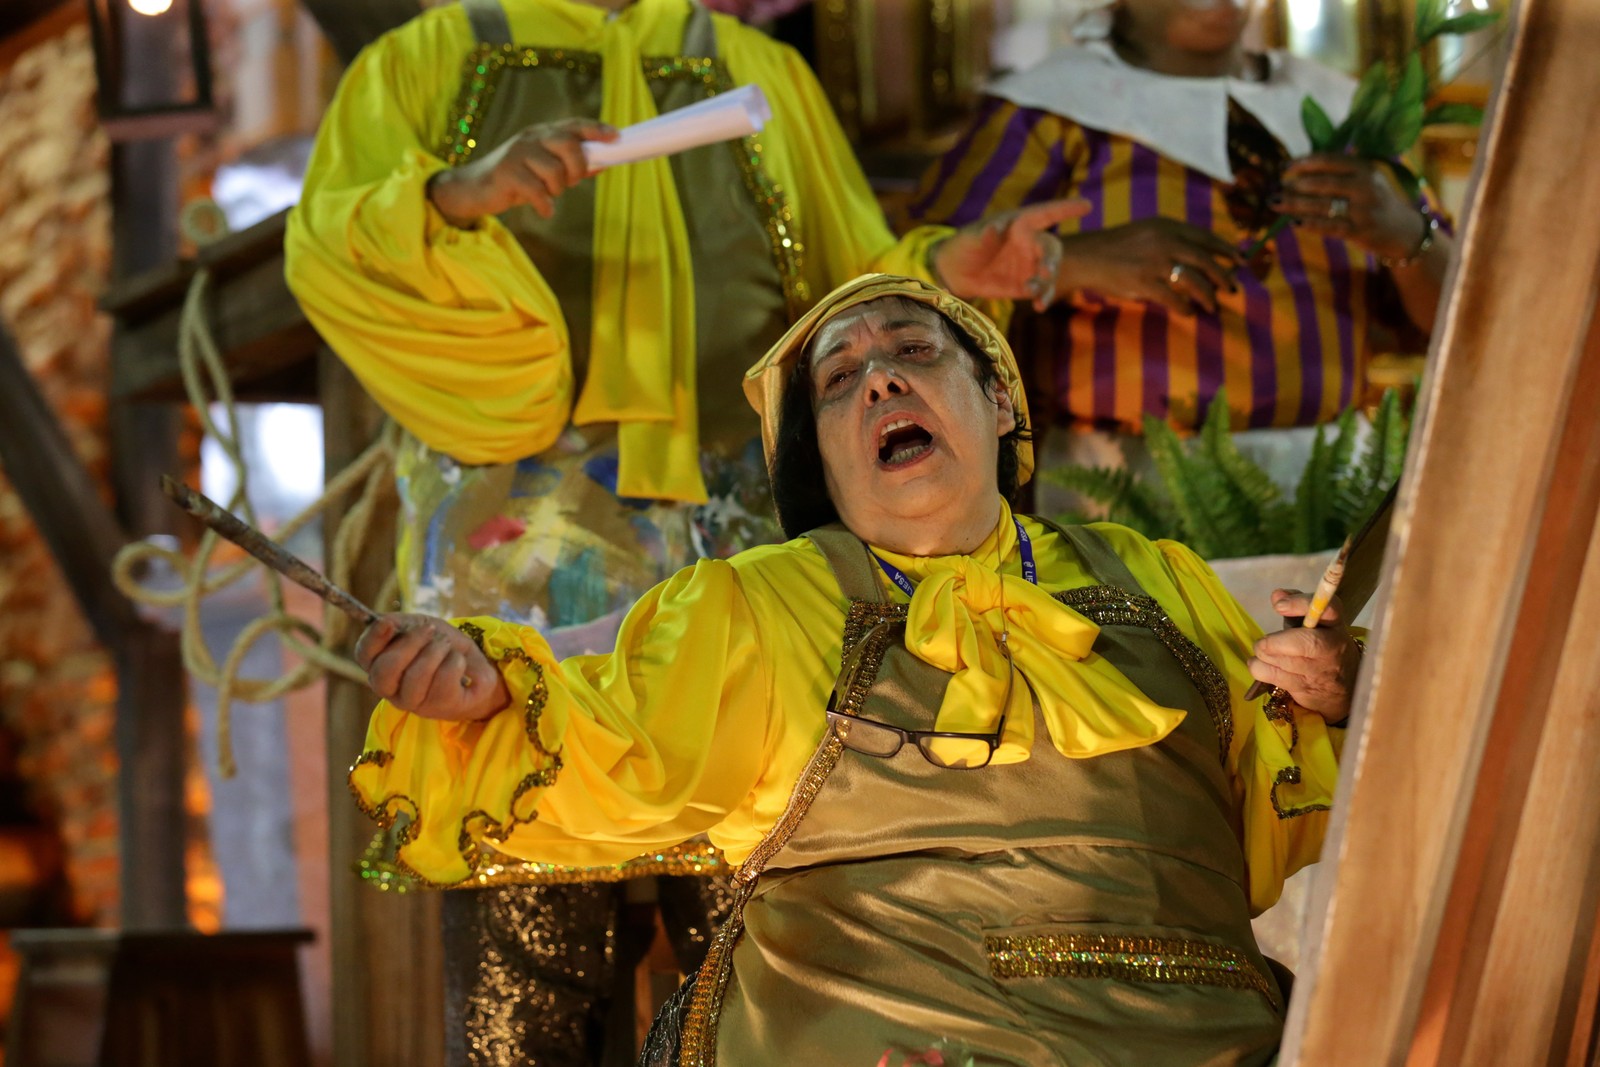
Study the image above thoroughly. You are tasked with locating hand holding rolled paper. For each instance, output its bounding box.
[581,83,772,170]
[426,85,771,225]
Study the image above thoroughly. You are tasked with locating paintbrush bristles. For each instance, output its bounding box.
[1302,537,1353,629]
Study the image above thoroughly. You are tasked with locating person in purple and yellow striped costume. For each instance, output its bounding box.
[904,0,1455,490]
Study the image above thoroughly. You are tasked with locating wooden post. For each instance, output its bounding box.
[319,352,444,1067]
[1279,0,1600,1062]
[107,106,190,927]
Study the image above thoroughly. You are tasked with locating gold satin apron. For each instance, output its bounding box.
[681,523,1284,1067]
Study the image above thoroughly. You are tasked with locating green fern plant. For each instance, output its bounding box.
[1043,387,1410,559]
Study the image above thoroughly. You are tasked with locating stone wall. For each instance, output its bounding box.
[0,19,120,930]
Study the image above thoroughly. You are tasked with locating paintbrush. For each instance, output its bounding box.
[160,474,379,625]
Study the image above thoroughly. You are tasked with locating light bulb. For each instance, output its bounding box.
[127,0,174,15]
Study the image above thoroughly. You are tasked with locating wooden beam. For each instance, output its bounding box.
[0,0,72,44]
[0,321,139,648]
[1406,272,1600,1067]
[320,352,444,1067]
[1280,0,1600,1062]
[104,209,322,404]
[1454,473,1600,1060]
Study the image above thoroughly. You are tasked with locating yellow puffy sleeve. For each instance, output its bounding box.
[1142,538,1344,914]
[716,26,952,297]
[283,8,573,465]
[349,559,777,886]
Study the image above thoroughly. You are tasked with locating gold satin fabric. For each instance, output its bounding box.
[703,522,1284,1065]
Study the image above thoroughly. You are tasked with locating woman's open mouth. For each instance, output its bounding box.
[877,418,935,468]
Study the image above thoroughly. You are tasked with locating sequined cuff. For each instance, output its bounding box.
[455,620,561,780]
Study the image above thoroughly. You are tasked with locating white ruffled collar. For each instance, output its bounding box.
[988,41,1356,184]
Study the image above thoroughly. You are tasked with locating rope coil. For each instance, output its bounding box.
[111,203,398,777]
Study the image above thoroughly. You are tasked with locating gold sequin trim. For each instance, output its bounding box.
[1055,586,1234,765]
[985,932,1278,1006]
[465,838,728,886]
[841,599,907,649]
[678,734,847,1066]
[457,620,561,773]
[1270,765,1332,820]
[345,623,565,888]
[439,46,806,315]
[835,601,904,717]
[1263,687,1299,751]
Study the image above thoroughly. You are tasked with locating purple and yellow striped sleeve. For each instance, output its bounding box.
[903,101,1427,435]
[899,98,1085,229]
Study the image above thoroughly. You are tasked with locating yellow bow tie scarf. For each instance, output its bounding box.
[570,5,707,504]
[881,533,1188,765]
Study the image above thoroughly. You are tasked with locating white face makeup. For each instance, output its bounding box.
[807,297,1016,556]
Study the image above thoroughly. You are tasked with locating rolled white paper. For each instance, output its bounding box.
[583,83,772,171]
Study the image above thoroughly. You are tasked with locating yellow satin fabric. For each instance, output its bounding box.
[572,0,703,501]
[284,0,954,474]
[350,507,1341,912]
[877,501,1186,763]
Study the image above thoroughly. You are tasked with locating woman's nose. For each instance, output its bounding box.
[863,360,907,403]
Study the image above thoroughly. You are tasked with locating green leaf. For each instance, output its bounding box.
[1043,463,1178,540]
[1302,96,1338,151]
[1375,55,1428,156]
[1144,414,1226,559]
[1197,389,1291,555]
[1423,102,1485,127]
[1413,0,1447,43]
[1292,427,1334,554]
[1386,160,1424,204]
[1340,63,1391,154]
[1348,63,1390,128]
[1434,10,1502,37]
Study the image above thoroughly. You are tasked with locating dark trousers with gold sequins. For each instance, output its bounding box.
[442,876,735,1067]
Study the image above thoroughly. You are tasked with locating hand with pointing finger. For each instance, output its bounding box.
[354,614,509,722]
[931,198,1090,312]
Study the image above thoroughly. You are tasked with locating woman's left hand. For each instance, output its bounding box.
[931,198,1090,311]
[1247,588,1362,723]
[1274,155,1427,263]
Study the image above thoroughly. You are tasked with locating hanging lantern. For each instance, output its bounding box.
[85,0,217,140]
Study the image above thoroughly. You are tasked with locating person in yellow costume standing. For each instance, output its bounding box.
[285,1,1078,1062]
[348,275,1358,1066]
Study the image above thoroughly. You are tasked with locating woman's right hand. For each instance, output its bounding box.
[426,118,619,227]
[1055,218,1245,315]
[354,614,510,722]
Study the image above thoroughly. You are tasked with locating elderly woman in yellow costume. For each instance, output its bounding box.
[351,276,1356,1066]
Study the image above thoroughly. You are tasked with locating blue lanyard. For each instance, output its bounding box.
[873,518,1038,599]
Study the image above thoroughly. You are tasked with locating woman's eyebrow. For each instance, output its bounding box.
[814,320,939,366]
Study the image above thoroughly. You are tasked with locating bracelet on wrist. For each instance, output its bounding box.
[1381,212,1439,269]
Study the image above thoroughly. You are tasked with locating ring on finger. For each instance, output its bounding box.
[1167,262,1188,289]
[1328,196,1350,220]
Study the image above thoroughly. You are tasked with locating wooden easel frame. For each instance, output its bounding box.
[1281,0,1600,1062]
